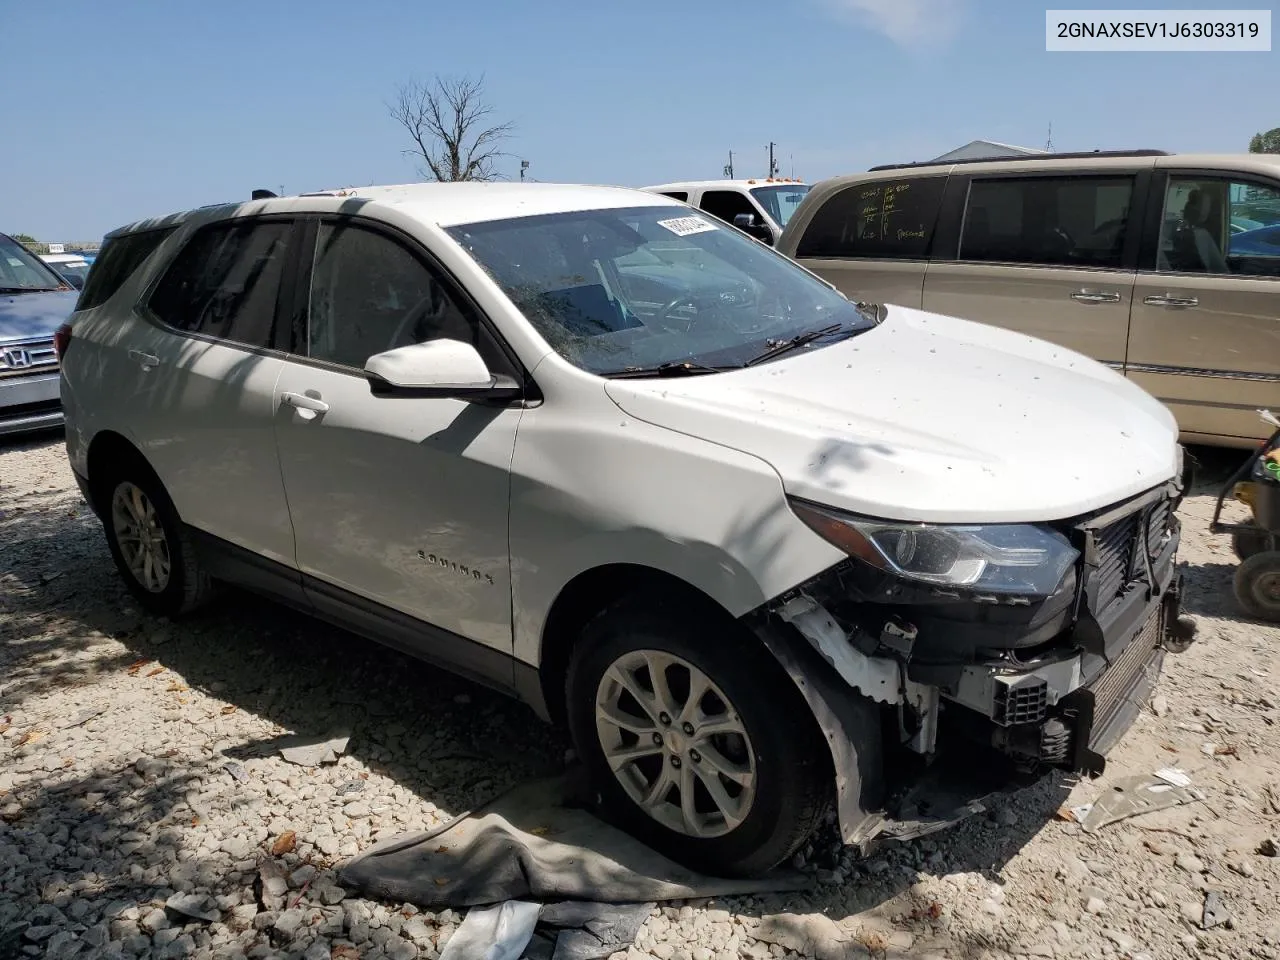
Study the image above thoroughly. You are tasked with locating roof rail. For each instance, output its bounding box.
[868,149,1171,173]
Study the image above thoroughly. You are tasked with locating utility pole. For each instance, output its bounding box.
[723,150,734,179]
[1045,122,1054,152]
[767,142,779,177]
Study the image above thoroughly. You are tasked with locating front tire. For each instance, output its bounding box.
[566,594,831,877]
[98,461,214,617]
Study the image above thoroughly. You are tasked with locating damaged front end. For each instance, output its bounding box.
[746,471,1199,850]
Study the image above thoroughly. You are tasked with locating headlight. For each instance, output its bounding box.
[789,499,1080,596]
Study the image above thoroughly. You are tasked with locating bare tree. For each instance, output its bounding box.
[390,75,514,182]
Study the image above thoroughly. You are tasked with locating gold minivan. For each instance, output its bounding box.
[778,150,1280,448]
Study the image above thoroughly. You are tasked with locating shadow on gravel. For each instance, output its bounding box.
[0,439,1088,957]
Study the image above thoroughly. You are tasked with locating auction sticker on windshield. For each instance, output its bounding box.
[656,216,719,237]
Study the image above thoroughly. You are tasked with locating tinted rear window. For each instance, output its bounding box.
[147,220,291,349]
[77,228,176,310]
[795,176,947,260]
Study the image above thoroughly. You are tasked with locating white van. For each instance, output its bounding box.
[640,178,811,246]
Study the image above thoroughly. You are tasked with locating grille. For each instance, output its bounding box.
[1089,608,1162,729]
[0,338,58,379]
[1091,496,1174,609]
[994,676,1049,725]
[1146,498,1172,557]
[1093,512,1141,607]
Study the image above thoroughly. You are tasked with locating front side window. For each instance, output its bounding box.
[0,235,68,292]
[750,184,811,227]
[698,190,758,226]
[306,221,503,371]
[794,176,946,260]
[960,176,1133,269]
[148,220,291,348]
[1161,177,1280,277]
[447,205,875,375]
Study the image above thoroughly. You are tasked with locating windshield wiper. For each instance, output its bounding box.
[605,360,738,379]
[744,323,846,366]
[0,286,60,294]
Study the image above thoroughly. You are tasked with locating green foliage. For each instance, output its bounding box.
[1249,128,1280,154]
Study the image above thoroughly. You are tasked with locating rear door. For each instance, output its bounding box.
[922,168,1149,366]
[128,217,300,569]
[788,174,948,308]
[1127,169,1280,444]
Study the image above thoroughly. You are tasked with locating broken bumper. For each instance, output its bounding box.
[751,480,1197,847]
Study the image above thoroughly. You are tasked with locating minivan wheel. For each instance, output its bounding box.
[99,465,214,617]
[567,595,830,877]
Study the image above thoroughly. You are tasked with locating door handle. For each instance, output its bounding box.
[281,391,330,420]
[1143,294,1199,308]
[128,349,159,369]
[1069,290,1121,304]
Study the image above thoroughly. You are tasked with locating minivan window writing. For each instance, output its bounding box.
[148,220,291,349]
[77,228,176,310]
[447,205,873,375]
[960,176,1133,269]
[794,177,946,260]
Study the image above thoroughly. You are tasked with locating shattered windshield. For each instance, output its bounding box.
[447,205,871,375]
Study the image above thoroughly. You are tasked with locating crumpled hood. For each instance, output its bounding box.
[0,290,78,343]
[605,305,1179,523]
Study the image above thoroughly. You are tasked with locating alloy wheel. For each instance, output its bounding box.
[594,649,756,839]
[110,481,171,593]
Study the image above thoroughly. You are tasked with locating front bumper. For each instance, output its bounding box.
[0,372,63,437]
[753,477,1197,845]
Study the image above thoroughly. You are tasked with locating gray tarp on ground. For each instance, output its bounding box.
[338,772,810,959]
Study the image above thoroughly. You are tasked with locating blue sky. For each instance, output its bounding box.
[3,0,1275,239]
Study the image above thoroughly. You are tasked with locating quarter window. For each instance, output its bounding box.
[960,176,1133,269]
[77,228,176,311]
[658,191,689,202]
[148,221,291,348]
[793,176,946,260]
[306,222,506,371]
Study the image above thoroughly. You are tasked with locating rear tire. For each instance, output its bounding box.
[566,594,831,877]
[97,459,214,617]
[1234,551,1280,623]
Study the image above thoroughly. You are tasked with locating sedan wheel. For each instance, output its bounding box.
[595,649,756,839]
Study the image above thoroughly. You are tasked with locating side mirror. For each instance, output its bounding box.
[364,339,521,401]
[732,213,776,246]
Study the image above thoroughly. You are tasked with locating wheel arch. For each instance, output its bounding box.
[536,563,743,728]
[85,430,156,514]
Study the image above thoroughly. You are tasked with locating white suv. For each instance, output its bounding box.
[58,183,1196,876]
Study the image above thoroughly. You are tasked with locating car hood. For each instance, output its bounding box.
[0,290,78,343]
[604,305,1179,523]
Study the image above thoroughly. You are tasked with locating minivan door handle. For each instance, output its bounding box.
[1069,290,1122,304]
[1143,294,1200,308]
[128,349,160,370]
[281,391,330,420]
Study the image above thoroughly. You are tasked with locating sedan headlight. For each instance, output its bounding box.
[789,499,1080,596]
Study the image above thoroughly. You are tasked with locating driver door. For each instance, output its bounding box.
[272,217,526,670]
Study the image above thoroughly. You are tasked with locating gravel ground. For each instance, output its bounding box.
[2,431,1279,960]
